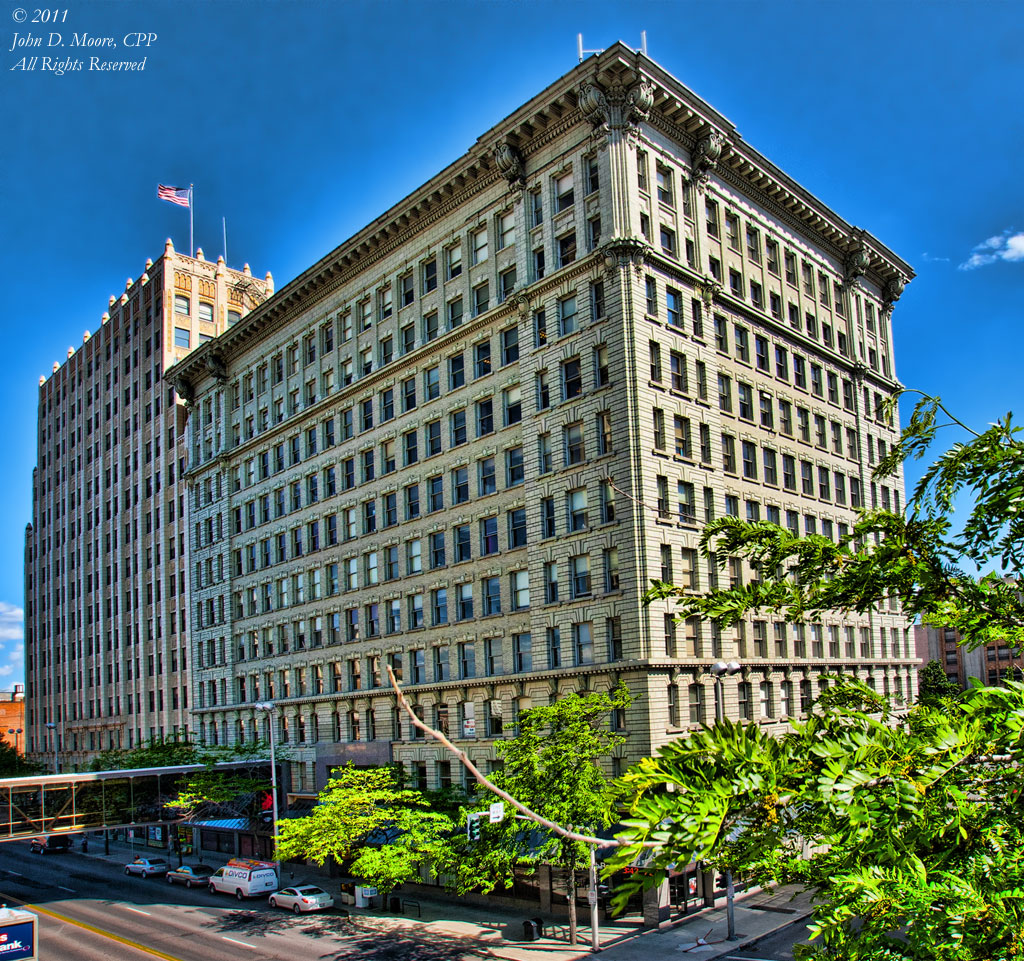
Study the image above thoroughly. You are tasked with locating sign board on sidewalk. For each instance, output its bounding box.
[0,907,37,961]
[488,801,505,823]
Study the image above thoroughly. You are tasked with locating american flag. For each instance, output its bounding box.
[157,184,191,208]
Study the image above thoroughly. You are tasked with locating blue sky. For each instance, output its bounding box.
[1,0,1020,690]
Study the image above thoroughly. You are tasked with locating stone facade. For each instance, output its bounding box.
[25,242,271,766]
[170,44,916,794]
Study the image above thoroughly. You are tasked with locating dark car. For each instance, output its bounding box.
[30,835,72,854]
[166,864,215,888]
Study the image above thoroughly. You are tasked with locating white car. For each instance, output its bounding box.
[124,857,169,878]
[268,885,335,914]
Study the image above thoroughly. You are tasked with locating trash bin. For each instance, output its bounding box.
[389,896,402,913]
[522,919,539,941]
[531,917,545,937]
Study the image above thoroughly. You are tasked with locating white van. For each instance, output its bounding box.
[208,858,279,899]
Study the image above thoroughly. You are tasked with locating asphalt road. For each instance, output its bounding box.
[0,840,367,961]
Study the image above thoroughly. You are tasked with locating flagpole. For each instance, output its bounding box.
[189,184,194,257]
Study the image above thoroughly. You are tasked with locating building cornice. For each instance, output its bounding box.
[173,41,913,396]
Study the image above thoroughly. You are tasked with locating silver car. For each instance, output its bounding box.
[166,864,215,888]
[268,885,335,914]
[124,857,169,878]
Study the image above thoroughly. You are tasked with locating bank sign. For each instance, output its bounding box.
[0,915,37,960]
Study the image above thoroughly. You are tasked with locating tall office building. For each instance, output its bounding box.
[169,44,916,794]
[25,241,271,768]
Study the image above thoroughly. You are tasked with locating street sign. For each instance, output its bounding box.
[0,907,36,961]
[488,802,505,823]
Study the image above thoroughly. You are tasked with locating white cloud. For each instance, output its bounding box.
[0,603,23,643]
[959,229,1024,270]
[0,665,14,678]
[920,251,950,263]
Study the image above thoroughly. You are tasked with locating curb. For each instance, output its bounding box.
[728,909,815,956]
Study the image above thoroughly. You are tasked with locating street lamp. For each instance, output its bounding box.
[254,702,280,878]
[7,728,22,754]
[708,660,742,942]
[43,722,58,774]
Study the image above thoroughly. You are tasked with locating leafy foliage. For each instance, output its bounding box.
[612,680,1024,959]
[275,764,454,895]
[488,684,630,944]
[917,658,962,708]
[0,739,44,777]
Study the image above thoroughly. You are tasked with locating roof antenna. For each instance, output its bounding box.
[640,31,648,56]
[577,34,604,64]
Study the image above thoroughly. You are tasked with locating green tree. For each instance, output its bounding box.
[490,685,630,945]
[0,739,44,777]
[615,394,1024,959]
[917,658,961,707]
[274,764,454,895]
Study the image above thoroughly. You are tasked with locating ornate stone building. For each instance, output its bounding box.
[169,43,915,793]
[25,242,271,767]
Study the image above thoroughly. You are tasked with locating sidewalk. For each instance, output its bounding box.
[80,835,815,960]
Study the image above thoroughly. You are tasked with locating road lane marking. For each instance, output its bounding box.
[57,885,75,892]
[222,936,259,949]
[123,905,153,916]
[0,888,186,961]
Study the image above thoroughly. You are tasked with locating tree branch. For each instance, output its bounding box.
[386,666,659,849]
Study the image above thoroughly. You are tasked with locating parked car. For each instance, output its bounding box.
[166,864,215,888]
[124,857,169,878]
[30,835,72,854]
[208,858,278,900]
[268,885,335,914]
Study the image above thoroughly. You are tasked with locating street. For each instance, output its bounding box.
[0,841,494,961]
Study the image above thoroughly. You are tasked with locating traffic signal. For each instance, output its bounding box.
[466,812,482,842]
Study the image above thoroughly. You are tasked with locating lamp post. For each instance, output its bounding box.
[7,728,21,754]
[43,721,58,774]
[709,660,742,942]
[254,702,280,878]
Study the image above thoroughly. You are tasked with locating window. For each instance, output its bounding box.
[558,232,576,267]
[448,296,464,329]
[660,225,676,256]
[499,266,516,302]
[705,199,719,238]
[482,576,501,615]
[473,282,489,316]
[656,165,674,205]
[474,339,491,378]
[422,257,437,294]
[508,507,527,546]
[500,325,519,366]
[649,341,662,382]
[564,422,585,465]
[506,446,525,487]
[558,295,578,336]
[471,226,488,265]
[530,188,544,226]
[173,327,190,349]
[556,171,574,211]
[570,555,591,597]
[498,210,515,249]
[448,241,464,278]
[572,622,594,666]
[478,456,496,495]
[562,357,582,399]
[476,398,494,437]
